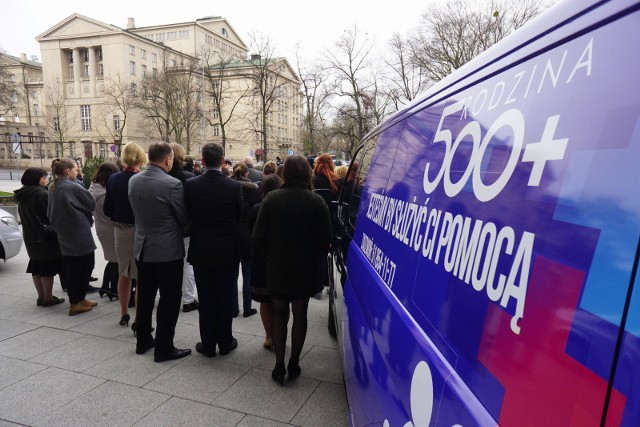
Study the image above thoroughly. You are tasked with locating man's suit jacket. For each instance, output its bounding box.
[184,169,243,267]
[128,164,190,262]
[247,165,262,183]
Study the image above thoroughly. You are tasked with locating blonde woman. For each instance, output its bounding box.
[104,142,147,330]
[47,158,98,315]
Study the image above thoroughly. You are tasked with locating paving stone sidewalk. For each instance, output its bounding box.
[0,195,348,426]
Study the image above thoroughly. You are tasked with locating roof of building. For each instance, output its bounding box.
[0,53,42,68]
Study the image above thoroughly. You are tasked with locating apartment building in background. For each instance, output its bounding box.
[0,13,303,168]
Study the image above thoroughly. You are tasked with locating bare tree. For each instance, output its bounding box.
[246,33,288,161]
[170,61,202,154]
[136,61,202,150]
[44,78,79,157]
[201,47,251,154]
[136,71,174,143]
[385,33,429,109]
[96,76,134,156]
[409,0,543,82]
[0,52,20,117]
[323,25,376,145]
[295,44,332,155]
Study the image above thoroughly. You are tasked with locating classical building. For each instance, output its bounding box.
[0,13,303,168]
[0,53,47,167]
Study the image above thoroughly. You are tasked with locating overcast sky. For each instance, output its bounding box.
[0,0,447,63]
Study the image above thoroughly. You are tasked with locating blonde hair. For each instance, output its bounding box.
[336,165,348,179]
[121,142,147,167]
[233,162,248,178]
[170,142,186,167]
[263,161,277,175]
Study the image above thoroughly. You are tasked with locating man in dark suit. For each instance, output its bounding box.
[128,142,191,362]
[185,143,243,357]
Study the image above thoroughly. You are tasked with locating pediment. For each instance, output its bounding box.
[197,18,248,50]
[36,14,121,41]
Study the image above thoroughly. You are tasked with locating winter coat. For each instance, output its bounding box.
[47,178,96,257]
[232,176,259,259]
[252,182,332,299]
[89,182,117,262]
[169,163,195,184]
[13,185,61,261]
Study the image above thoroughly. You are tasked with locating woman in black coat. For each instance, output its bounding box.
[253,155,332,385]
[14,168,65,307]
[248,174,283,351]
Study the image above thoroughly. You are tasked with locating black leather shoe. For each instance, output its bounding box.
[243,308,258,318]
[86,285,100,293]
[135,339,155,355]
[154,347,192,362]
[182,301,199,312]
[218,338,238,356]
[195,342,216,358]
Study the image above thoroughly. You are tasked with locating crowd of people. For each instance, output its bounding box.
[14,141,353,385]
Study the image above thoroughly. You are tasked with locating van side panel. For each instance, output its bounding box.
[343,3,640,426]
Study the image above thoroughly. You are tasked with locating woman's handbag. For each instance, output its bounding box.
[35,216,57,243]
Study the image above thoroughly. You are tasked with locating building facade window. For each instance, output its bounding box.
[68,51,73,63]
[100,141,107,158]
[141,49,146,59]
[97,48,103,60]
[130,83,137,97]
[80,105,91,131]
[152,68,158,76]
[53,117,59,131]
[9,74,16,82]
[98,64,104,76]
[152,52,157,63]
[33,104,39,115]
[213,125,219,136]
[83,64,90,76]
[130,61,136,75]
[82,49,89,62]
[141,64,147,77]
[113,115,120,131]
[129,45,135,55]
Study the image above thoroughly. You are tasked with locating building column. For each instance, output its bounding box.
[73,48,81,97]
[88,47,97,96]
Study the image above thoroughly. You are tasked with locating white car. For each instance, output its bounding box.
[0,207,22,261]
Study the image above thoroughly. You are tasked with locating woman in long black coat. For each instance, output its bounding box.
[252,155,332,385]
[13,168,64,307]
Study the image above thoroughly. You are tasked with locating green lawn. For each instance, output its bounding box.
[0,191,14,197]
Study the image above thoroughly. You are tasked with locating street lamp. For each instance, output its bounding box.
[201,63,206,150]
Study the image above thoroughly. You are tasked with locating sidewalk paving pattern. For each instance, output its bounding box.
[0,179,348,426]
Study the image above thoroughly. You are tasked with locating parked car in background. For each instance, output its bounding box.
[0,207,23,261]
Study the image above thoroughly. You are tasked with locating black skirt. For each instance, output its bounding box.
[26,258,61,277]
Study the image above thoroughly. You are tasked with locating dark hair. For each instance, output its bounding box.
[260,174,283,199]
[276,164,284,179]
[202,143,224,168]
[148,142,172,163]
[92,162,120,186]
[283,154,312,189]
[21,168,47,186]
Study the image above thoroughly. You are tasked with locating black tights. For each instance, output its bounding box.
[272,298,309,366]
